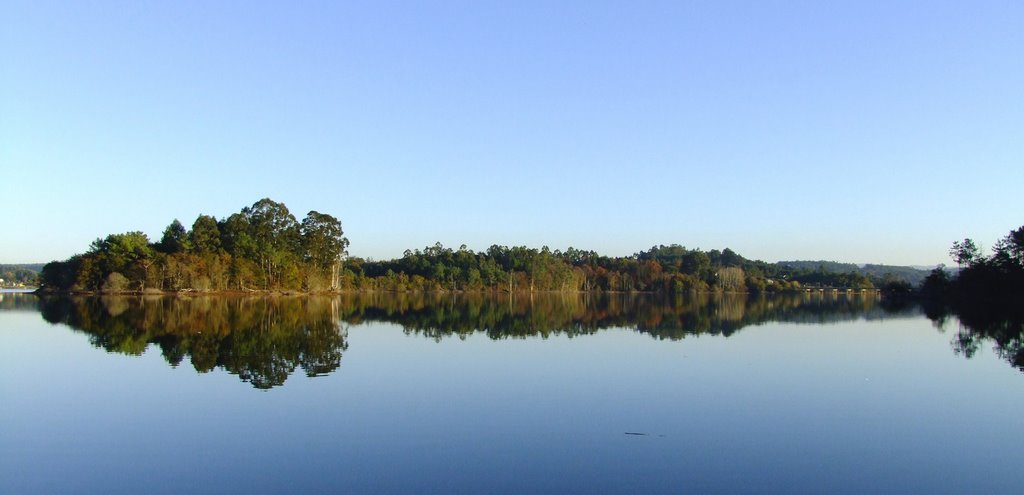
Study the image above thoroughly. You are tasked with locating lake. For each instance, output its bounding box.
[1,290,1021,494]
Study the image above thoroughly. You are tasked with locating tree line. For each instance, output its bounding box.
[777,260,931,286]
[41,198,348,293]
[352,243,882,293]
[921,225,1024,306]
[39,198,911,294]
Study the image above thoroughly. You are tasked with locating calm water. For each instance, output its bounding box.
[1,291,1021,494]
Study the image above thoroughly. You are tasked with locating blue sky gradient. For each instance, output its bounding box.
[2,1,1021,265]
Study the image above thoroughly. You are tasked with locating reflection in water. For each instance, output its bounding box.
[924,300,1024,373]
[332,291,914,341]
[0,290,42,311]
[6,292,920,388]
[36,295,348,389]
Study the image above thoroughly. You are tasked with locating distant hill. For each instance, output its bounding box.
[775,260,933,286]
[1,263,45,273]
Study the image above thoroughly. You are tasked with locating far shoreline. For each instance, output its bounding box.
[30,287,882,297]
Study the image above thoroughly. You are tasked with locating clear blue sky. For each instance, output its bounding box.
[2,1,1021,266]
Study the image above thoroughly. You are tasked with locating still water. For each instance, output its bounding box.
[1,291,1021,494]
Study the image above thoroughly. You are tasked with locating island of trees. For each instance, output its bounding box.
[39,198,931,295]
[41,199,349,293]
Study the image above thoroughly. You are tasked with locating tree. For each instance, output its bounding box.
[190,215,221,254]
[244,198,301,288]
[718,267,746,292]
[158,219,191,254]
[950,238,980,268]
[301,210,349,290]
[88,231,155,290]
[102,272,130,292]
[992,226,1024,268]
[720,248,743,267]
[219,213,254,258]
[636,259,663,290]
[681,250,711,281]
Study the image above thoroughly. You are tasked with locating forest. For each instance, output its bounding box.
[39,198,917,295]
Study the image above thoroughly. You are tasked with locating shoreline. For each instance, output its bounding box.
[30,287,880,297]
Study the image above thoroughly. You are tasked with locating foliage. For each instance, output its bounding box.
[0,264,42,286]
[40,198,348,293]
[356,243,886,293]
[921,225,1024,373]
[776,260,931,287]
[924,225,1024,305]
[37,198,927,294]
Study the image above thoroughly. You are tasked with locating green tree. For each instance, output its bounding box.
[681,250,711,281]
[720,248,743,267]
[190,215,221,254]
[89,231,155,290]
[220,213,255,258]
[158,219,191,254]
[244,198,301,289]
[301,210,349,290]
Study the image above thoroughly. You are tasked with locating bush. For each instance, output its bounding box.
[102,272,130,293]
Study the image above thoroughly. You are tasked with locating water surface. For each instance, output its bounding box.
[1,291,1021,494]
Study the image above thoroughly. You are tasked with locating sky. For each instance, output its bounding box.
[2,1,1021,266]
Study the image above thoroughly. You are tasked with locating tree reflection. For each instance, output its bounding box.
[924,300,1024,372]
[25,291,919,389]
[0,291,41,311]
[327,291,910,341]
[37,295,348,389]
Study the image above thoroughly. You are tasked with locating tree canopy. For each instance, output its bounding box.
[42,198,348,293]
[39,198,933,294]
[922,225,1024,305]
